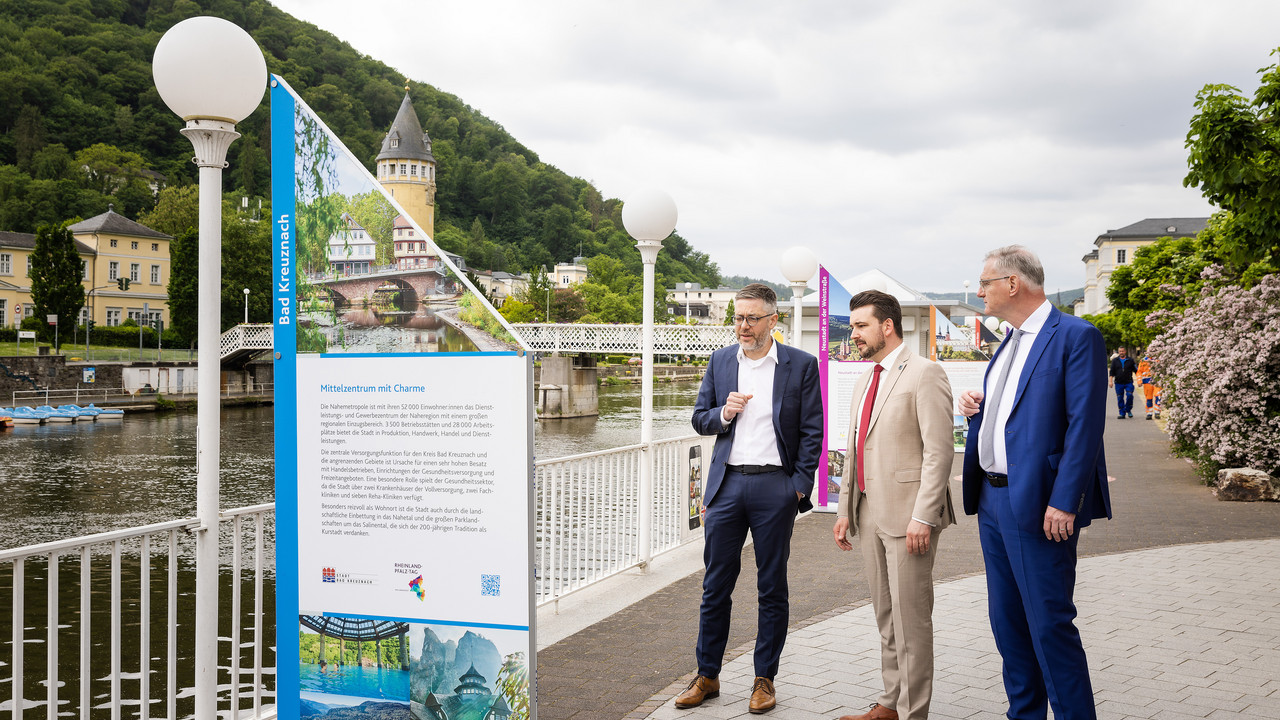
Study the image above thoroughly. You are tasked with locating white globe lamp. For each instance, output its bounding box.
[779,246,817,347]
[622,188,678,570]
[152,17,266,720]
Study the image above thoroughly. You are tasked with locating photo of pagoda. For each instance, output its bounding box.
[407,624,528,720]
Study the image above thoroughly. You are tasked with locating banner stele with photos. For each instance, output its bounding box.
[271,75,536,720]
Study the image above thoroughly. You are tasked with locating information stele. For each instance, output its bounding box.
[815,266,989,511]
[272,75,536,720]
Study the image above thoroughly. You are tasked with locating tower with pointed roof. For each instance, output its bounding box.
[377,87,437,249]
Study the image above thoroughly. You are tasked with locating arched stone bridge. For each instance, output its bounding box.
[312,266,456,306]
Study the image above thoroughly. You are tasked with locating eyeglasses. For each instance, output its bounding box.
[732,314,773,327]
[978,275,1012,289]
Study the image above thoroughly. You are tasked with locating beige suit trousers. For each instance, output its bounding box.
[857,492,938,720]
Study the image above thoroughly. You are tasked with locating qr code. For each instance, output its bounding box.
[481,574,501,597]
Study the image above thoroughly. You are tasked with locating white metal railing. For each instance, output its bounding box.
[3,438,706,715]
[11,383,274,407]
[534,434,706,607]
[512,323,734,356]
[0,504,275,720]
[10,386,120,407]
[219,324,274,360]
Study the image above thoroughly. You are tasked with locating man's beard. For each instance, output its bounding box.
[857,336,884,359]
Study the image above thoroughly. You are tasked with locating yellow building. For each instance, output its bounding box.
[0,209,171,330]
[377,90,437,248]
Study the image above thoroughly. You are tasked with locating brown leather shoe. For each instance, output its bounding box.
[837,703,898,720]
[673,675,719,708]
[749,677,776,714]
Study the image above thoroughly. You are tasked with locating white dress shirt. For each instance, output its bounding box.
[983,300,1053,474]
[723,340,784,467]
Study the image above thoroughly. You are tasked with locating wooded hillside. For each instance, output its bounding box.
[0,0,720,292]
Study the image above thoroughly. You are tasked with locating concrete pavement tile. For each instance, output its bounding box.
[1096,698,1160,718]
[541,413,1280,720]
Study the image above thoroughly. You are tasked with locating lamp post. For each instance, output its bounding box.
[243,287,250,324]
[963,279,970,305]
[684,281,692,323]
[152,17,266,720]
[622,189,677,569]
[779,246,818,349]
[542,265,551,322]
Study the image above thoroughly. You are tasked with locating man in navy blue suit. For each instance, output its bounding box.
[674,283,823,715]
[958,246,1112,720]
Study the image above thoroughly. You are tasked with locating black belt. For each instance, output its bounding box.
[985,472,1008,488]
[727,464,784,475]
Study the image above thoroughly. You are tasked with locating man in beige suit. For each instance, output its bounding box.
[832,290,956,720]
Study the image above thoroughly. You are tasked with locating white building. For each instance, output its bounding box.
[1078,217,1207,316]
[553,258,589,288]
[327,213,377,275]
[665,283,742,324]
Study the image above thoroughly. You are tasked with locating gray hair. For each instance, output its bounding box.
[736,283,778,314]
[985,245,1044,289]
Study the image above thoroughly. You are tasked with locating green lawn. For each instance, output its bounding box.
[0,341,196,362]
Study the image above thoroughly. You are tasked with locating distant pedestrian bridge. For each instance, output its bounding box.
[217,322,738,360]
[510,323,736,356]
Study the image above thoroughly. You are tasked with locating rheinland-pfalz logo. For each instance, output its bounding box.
[322,567,336,583]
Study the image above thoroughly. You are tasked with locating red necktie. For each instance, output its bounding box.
[856,364,884,492]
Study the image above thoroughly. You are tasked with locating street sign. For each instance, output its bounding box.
[14,303,21,316]
[47,314,57,325]
[18,331,36,339]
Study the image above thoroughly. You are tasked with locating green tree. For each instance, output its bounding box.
[496,652,530,720]
[29,221,86,350]
[1183,51,1280,280]
[166,228,198,347]
[344,190,397,265]
[498,298,538,323]
[139,184,199,237]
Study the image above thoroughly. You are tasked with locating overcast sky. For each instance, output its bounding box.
[271,0,1280,293]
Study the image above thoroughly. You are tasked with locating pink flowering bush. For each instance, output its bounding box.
[1147,271,1280,480]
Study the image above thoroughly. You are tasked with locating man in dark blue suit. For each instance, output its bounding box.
[673,283,823,715]
[958,246,1112,720]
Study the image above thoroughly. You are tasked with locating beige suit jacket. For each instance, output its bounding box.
[837,346,957,539]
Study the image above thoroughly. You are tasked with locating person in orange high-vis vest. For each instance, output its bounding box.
[1137,357,1162,420]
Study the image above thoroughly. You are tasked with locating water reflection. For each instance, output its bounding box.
[0,405,275,550]
[302,303,476,355]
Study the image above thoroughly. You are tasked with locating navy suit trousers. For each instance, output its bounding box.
[978,482,1096,720]
[696,468,796,680]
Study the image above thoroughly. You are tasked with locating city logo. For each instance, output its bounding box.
[409,575,425,601]
[322,567,336,583]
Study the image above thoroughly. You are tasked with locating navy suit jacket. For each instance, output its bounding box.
[962,306,1113,533]
[692,342,824,514]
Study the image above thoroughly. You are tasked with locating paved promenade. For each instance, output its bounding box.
[535,411,1280,719]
